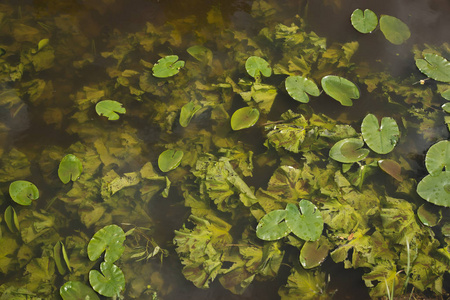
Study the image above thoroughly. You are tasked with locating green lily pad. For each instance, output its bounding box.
[230,107,260,131]
[378,159,402,181]
[285,200,323,241]
[299,236,330,269]
[256,209,291,241]
[351,9,378,34]
[417,171,450,207]
[4,205,20,232]
[9,180,39,206]
[425,140,450,176]
[417,204,442,227]
[95,100,126,121]
[441,89,450,100]
[321,75,360,106]
[361,114,400,154]
[187,45,212,64]
[89,262,125,298]
[442,103,450,113]
[158,149,184,172]
[179,101,202,127]
[379,15,410,45]
[152,55,185,78]
[60,281,100,300]
[329,138,370,163]
[245,56,272,79]
[415,53,450,83]
[87,224,126,263]
[285,75,320,103]
[54,241,71,275]
[58,154,83,184]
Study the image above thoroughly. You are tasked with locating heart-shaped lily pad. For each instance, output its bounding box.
[58,154,83,184]
[179,101,202,127]
[158,149,184,172]
[285,200,323,241]
[425,140,450,176]
[299,236,330,269]
[87,224,126,263]
[9,180,39,206]
[417,203,442,227]
[361,114,399,154]
[60,281,100,300]
[329,138,370,163]
[4,205,20,232]
[95,100,126,121]
[230,107,260,131]
[378,159,402,181]
[321,75,360,106]
[245,56,272,79]
[417,171,450,207]
[89,262,125,298]
[415,53,450,83]
[285,75,320,103]
[256,209,291,241]
[351,9,378,34]
[152,55,185,78]
[379,15,410,45]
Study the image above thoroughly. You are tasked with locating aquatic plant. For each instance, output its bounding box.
[9,180,39,206]
[58,154,83,184]
[95,100,126,121]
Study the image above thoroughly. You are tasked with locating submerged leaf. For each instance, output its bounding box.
[415,53,450,83]
[245,56,272,79]
[58,154,83,184]
[89,262,125,297]
[158,149,184,172]
[379,15,410,45]
[351,9,378,34]
[9,180,39,206]
[54,241,71,275]
[425,140,450,175]
[329,138,369,163]
[285,200,323,241]
[152,55,185,78]
[285,75,320,103]
[231,107,260,130]
[179,101,202,127]
[300,236,330,269]
[95,100,126,120]
[87,225,126,263]
[417,171,450,207]
[361,114,399,154]
[417,203,442,227]
[256,210,291,241]
[4,205,20,232]
[60,281,100,300]
[321,75,360,106]
[378,159,402,181]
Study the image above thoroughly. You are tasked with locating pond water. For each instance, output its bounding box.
[0,0,449,299]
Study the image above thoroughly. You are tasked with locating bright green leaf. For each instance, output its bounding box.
[89,262,125,298]
[361,114,400,154]
[329,138,369,163]
[379,15,410,45]
[179,101,202,127]
[285,200,323,241]
[87,224,126,263]
[321,75,360,106]
[245,56,272,79]
[351,9,378,34]
[95,100,126,120]
[442,103,450,113]
[425,140,450,175]
[417,171,450,207]
[60,281,100,300]
[152,55,185,78]
[9,180,39,206]
[415,53,450,83]
[158,149,184,172]
[230,107,260,131]
[256,210,291,241]
[285,75,320,103]
[58,154,83,184]
[441,89,450,100]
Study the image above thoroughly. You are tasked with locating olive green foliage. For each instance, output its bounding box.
[95,100,126,120]
[230,107,260,130]
[379,15,411,45]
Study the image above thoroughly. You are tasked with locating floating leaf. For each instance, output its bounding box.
[158,149,184,172]
[230,107,260,131]
[285,200,323,241]
[417,171,450,207]
[417,204,442,227]
[87,224,126,263]
[95,100,126,121]
[425,140,450,176]
[441,89,450,100]
[179,101,202,127]
[58,154,83,184]
[60,281,100,300]
[9,180,39,206]
[329,138,369,163]
[187,45,212,64]
[285,75,320,103]
[89,262,125,298]
[152,55,185,78]
[245,56,272,79]
[379,15,410,45]
[321,75,360,106]
[54,241,71,275]
[442,103,450,113]
[4,206,20,232]
[415,53,450,83]
[256,209,291,241]
[300,236,330,269]
[351,9,378,34]
[378,159,402,181]
[361,114,399,154]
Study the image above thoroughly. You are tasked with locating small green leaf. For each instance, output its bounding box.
[187,45,212,64]
[58,154,83,184]
[4,206,20,232]
[417,204,442,227]
[38,38,49,51]
[230,107,260,131]
[158,149,184,172]
[361,114,400,154]
[441,89,450,100]
[256,209,291,241]
[379,15,410,45]
[378,159,402,181]
[417,171,450,207]
[285,76,320,103]
[329,138,369,163]
[54,241,71,275]
[87,224,126,263]
[152,55,185,78]
[9,180,39,206]
[442,102,450,113]
[179,101,202,127]
[415,53,450,83]
[425,140,450,176]
[321,75,360,106]
[245,56,272,79]
[285,200,323,241]
[300,236,330,269]
[60,281,100,300]
[351,9,378,34]
[89,262,125,298]
[95,100,126,120]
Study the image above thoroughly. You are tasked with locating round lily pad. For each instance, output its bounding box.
[351,9,378,34]
[9,180,39,206]
[300,236,330,269]
[417,171,450,207]
[285,200,323,241]
[379,15,410,45]
[245,56,272,79]
[417,203,442,227]
[285,75,320,103]
[329,138,370,163]
[95,100,126,121]
[179,101,202,127]
[230,107,260,131]
[256,209,291,241]
[60,281,100,300]
[361,114,400,154]
[89,262,125,298]
[415,53,450,83]
[378,159,402,181]
[425,140,450,176]
[158,149,184,172]
[58,154,83,184]
[321,75,360,106]
[152,55,185,78]
[87,224,126,263]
